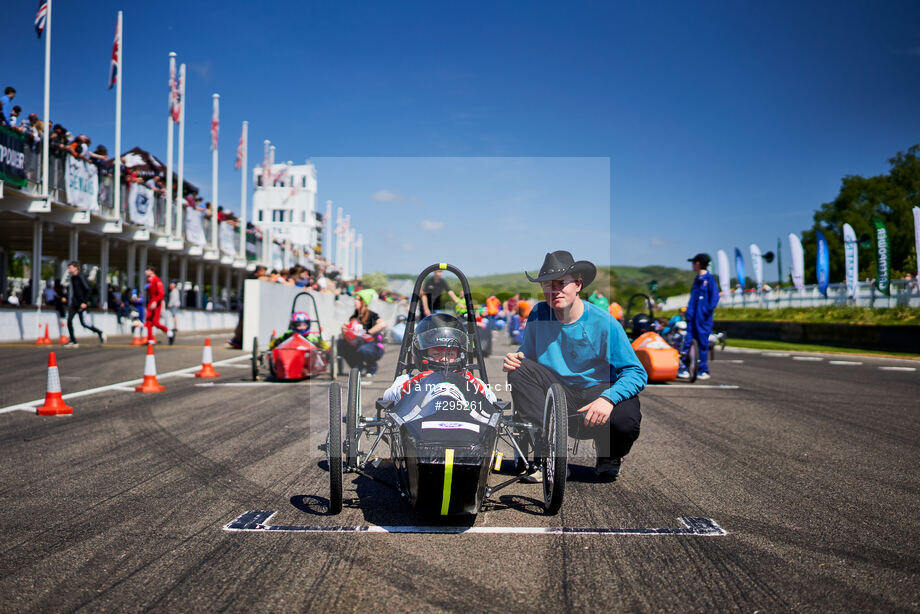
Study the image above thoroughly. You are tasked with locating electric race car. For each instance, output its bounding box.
[251,291,338,381]
[327,263,568,517]
[624,293,699,383]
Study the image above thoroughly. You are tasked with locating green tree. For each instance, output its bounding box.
[803,145,920,282]
[362,271,389,294]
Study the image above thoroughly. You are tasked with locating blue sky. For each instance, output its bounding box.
[2,1,919,276]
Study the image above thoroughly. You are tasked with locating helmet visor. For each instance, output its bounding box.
[415,326,468,353]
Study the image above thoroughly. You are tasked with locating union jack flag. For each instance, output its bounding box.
[107,15,121,90]
[34,1,47,38]
[210,98,219,151]
[236,131,246,170]
[168,57,180,122]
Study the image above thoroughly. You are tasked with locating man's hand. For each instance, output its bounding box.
[149,301,157,310]
[503,351,524,372]
[577,397,614,428]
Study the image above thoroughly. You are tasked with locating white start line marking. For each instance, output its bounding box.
[792,356,824,361]
[764,352,791,357]
[657,384,740,389]
[223,511,727,536]
[829,360,863,366]
[726,359,744,364]
[878,366,917,372]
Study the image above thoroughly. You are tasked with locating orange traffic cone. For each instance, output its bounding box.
[58,320,69,344]
[130,324,145,346]
[135,342,166,393]
[35,324,53,345]
[36,352,73,416]
[194,338,220,378]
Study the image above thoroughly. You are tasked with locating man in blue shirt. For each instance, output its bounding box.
[0,86,16,126]
[678,253,720,380]
[504,251,646,481]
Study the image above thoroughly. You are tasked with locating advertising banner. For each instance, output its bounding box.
[0,126,27,187]
[816,230,830,297]
[872,216,890,295]
[750,243,763,289]
[788,233,805,292]
[65,155,100,212]
[842,223,858,299]
[734,247,745,290]
[127,183,155,226]
[185,207,206,245]
[913,207,919,282]
[716,250,730,295]
[219,221,236,256]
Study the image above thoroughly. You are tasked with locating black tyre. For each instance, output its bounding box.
[328,382,344,514]
[329,336,337,380]
[687,338,700,383]
[251,336,259,381]
[345,367,362,467]
[541,383,568,515]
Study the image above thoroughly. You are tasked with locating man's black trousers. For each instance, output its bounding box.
[507,358,641,459]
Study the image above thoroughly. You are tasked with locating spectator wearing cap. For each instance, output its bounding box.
[8,105,22,129]
[678,253,720,381]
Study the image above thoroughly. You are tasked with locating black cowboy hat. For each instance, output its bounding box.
[525,250,596,287]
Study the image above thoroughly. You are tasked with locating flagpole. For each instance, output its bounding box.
[165,52,176,237]
[113,10,122,220]
[41,0,52,199]
[239,121,248,258]
[211,93,219,253]
[176,63,186,240]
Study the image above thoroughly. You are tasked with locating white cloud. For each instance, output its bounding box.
[418,220,444,231]
[372,189,402,202]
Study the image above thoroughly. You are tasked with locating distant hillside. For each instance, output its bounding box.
[385,265,694,304]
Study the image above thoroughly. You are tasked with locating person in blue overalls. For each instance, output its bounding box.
[678,253,720,380]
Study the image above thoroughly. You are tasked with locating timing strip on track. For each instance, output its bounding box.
[223,510,727,536]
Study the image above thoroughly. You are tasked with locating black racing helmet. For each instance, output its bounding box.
[631,313,655,336]
[412,313,469,371]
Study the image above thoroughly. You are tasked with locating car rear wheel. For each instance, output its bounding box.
[328,382,344,514]
[345,367,362,468]
[328,336,338,379]
[542,383,568,515]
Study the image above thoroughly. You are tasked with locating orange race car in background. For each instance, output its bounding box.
[623,294,699,383]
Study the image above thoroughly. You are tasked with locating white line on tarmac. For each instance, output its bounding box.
[763,352,791,357]
[725,359,745,363]
[829,360,863,366]
[878,366,916,372]
[0,354,252,414]
[793,356,824,361]
[195,382,303,387]
[654,384,740,389]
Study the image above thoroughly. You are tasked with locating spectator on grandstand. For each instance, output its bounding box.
[25,113,43,141]
[49,124,67,149]
[89,144,108,164]
[7,106,22,129]
[0,86,15,125]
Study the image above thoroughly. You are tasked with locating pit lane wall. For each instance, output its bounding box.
[714,320,920,353]
[0,308,238,343]
[241,281,400,352]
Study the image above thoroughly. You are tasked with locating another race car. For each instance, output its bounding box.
[251,291,337,381]
[624,293,699,383]
[327,263,568,517]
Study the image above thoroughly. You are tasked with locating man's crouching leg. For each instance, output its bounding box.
[507,359,566,469]
[594,396,641,481]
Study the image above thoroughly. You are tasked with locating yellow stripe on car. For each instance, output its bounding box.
[441,448,454,515]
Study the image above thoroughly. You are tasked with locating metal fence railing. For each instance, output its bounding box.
[662,280,920,310]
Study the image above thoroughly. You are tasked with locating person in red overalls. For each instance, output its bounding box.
[145,266,172,344]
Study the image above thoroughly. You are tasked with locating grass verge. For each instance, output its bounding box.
[727,338,920,360]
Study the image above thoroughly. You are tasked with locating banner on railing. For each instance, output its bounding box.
[750,244,763,289]
[717,249,730,295]
[872,216,890,296]
[816,230,830,297]
[789,233,805,292]
[843,223,858,299]
[65,156,100,212]
[185,207,206,245]
[913,207,919,282]
[734,247,746,290]
[245,232,258,261]
[127,183,154,226]
[219,221,236,256]
[0,126,27,187]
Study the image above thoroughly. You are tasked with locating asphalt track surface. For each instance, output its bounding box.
[1,331,918,612]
